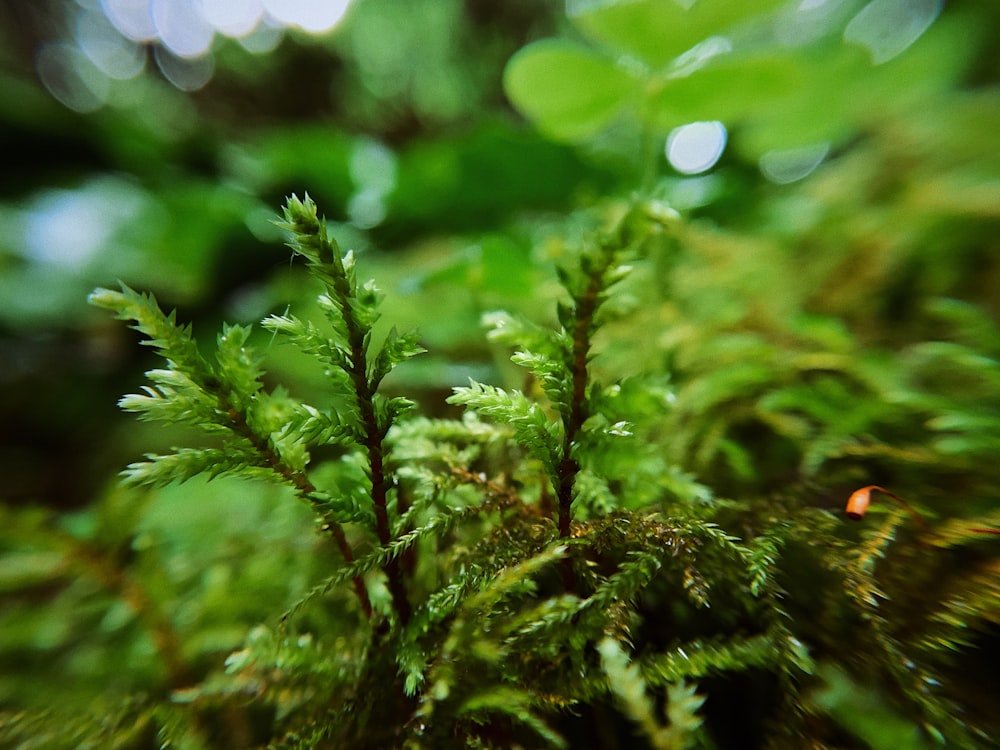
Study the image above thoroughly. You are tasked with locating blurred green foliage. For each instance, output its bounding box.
[1,0,999,747]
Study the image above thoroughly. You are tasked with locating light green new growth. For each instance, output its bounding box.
[599,637,705,750]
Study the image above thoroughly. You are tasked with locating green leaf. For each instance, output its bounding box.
[262,312,353,387]
[510,349,571,411]
[370,326,426,388]
[448,381,561,474]
[88,284,207,377]
[120,447,269,487]
[641,634,780,685]
[458,686,567,748]
[348,277,384,331]
[587,550,663,612]
[648,52,805,130]
[374,394,418,436]
[843,0,942,65]
[567,0,787,69]
[732,45,874,156]
[215,323,264,410]
[503,39,640,142]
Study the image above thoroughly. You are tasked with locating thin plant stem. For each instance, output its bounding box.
[343,309,412,625]
[224,402,374,619]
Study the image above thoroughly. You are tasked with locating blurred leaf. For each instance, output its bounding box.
[567,0,787,69]
[813,663,936,750]
[503,39,641,142]
[647,51,807,131]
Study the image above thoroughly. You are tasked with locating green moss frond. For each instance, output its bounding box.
[77,193,1000,748]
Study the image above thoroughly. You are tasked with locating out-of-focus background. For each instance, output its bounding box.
[0,0,587,511]
[2,0,995,512]
[1,1,998,745]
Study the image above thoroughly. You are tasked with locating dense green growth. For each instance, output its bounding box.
[7,189,992,748]
[1,0,999,748]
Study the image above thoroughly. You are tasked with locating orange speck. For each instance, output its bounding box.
[845,486,874,520]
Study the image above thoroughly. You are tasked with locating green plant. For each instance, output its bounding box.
[3,188,992,748]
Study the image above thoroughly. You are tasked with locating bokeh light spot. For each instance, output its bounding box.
[22,179,148,269]
[670,36,732,77]
[202,0,265,38]
[844,0,943,65]
[666,121,727,175]
[262,0,352,34]
[76,7,146,80]
[100,0,157,43]
[35,43,110,113]
[759,143,830,184]
[238,18,284,54]
[776,0,852,47]
[348,139,397,229]
[152,0,215,59]
[154,46,215,91]
[77,0,353,95]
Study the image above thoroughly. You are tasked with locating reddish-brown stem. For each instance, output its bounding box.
[555,266,605,593]
[846,485,928,530]
[327,522,374,619]
[225,405,373,619]
[70,538,192,689]
[848,486,1000,539]
[346,331,412,625]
